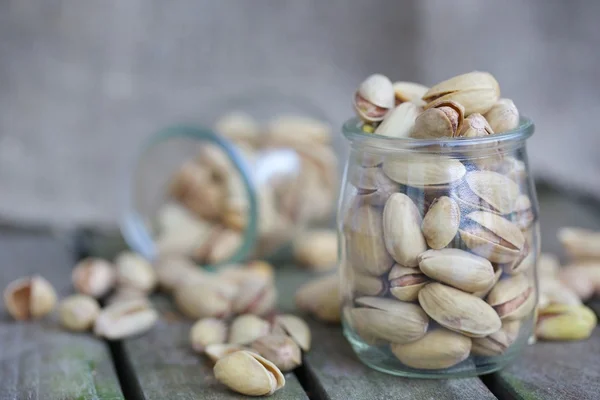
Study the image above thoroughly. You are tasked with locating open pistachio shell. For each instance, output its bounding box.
[214,350,285,396]
[354,74,395,122]
[411,100,464,139]
[484,98,520,134]
[383,157,466,188]
[391,329,472,370]
[472,265,502,299]
[419,282,501,337]
[393,81,429,105]
[349,166,400,206]
[374,102,420,138]
[457,113,494,138]
[421,196,461,249]
[487,275,536,321]
[388,264,430,301]
[272,314,311,352]
[502,240,535,275]
[383,194,427,267]
[229,314,271,345]
[471,320,521,356]
[462,171,520,214]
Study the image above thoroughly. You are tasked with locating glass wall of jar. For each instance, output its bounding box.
[338,117,538,378]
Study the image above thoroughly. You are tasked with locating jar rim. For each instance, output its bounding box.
[342,116,534,151]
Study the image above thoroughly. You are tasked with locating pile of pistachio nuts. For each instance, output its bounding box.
[343,71,538,370]
[155,111,338,264]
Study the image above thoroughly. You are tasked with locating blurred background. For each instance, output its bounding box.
[1,0,599,229]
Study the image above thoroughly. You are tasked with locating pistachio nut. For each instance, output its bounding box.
[272,314,311,352]
[501,241,535,275]
[94,299,158,339]
[214,111,260,146]
[214,350,285,396]
[59,294,100,332]
[471,320,521,356]
[265,115,332,146]
[292,229,338,271]
[422,71,500,115]
[114,252,157,293]
[383,156,466,188]
[3,275,57,320]
[174,281,234,319]
[190,318,228,353]
[72,257,116,298]
[229,314,271,345]
[349,297,428,344]
[457,113,494,138]
[393,81,429,106]
[418,249,495,293]
[206,230,243,265]
[348,165,400,207]
[391,329,471,370]
[154,255,207,293]
[383,193,427,267]
[472,264,502,299]
[353,272,387,297]
[354,74,395,122]
[251,334,302,372]
[558,227,600,261]
[535,304,597,341]
[419,282,501,337]
[295,274,341,323]
[374,102,419,138]
[458,171,520,215]
[421,196,461,249]
[232,278,277,316]
[388,264,430,301]
[344,204,394,276]
[169,161,224,220]
[205,343,255,363]
[487,275,536,320]
[484,98,520,133]
[459,211,525,263]
[410,100,464,139]
[559,265,598,301]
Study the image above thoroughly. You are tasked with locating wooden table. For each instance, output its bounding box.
[1,184,600,400]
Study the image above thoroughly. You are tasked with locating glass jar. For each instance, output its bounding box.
[338,116,539,378]
[120,93,338,269]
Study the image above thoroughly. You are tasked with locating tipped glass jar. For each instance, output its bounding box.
[121,101,338,269]
[338,117,539,378]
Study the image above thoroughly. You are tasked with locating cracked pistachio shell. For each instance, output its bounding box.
[72,258,116,298]
[460,211,525,263]
[558,227,600,261]
[535,304,597,341]
[272,314,311,351]
[345,205,394,276]
[383,194,427,267]
[59,294,100,332]
[232,277,277,316]
[465,171,520,214]
[383,157,466,188]
[418,249,495,293]
[350,297,428,344]
[4,275,57,320]
[94,299,158,340]
[190,318,228,353]
[174,282,233,319]
[502,241,535,275]
[251,334,302,372]
[115,252,157,293]
[374,102,420,138]
[411,100,464,139]
[487,275,536,321]
[388,264,430,301]
[229,314,271,345]
[349,166,400,206]
[419,282,501,337]
[471,320,521,356]
[422,196,461,249]
[391,329,472,370]
[472,265,502,299]
[295,274,341,323]
[205,344,256,363]
[393,81,429,106]
[484,98,520,133]
[154,255,206,293]
[423,71,500,115]
[354,74,395,122]
[214,350,285,396]
[457,113,494,138]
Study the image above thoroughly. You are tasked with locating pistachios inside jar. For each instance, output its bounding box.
[340,71,539,378]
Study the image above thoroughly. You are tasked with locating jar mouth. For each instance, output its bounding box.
[342,116,534,151]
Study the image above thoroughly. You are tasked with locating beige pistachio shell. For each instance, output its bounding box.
[418,249,495,293]
[465,171,520,214]
[174,282,233,319]
[472,265,502,299]
[115,252,157,293]
[272,314,311,351]
[4,275,57,320]
[345,205,394,276]
[393,81,429,105]
[422,196,460,249]
[383,194,427,267]
[295,274,341,323]
[374,102,420,138]
[411,100,464,139]
[350,297,428,344]
[423,71,500,115]
[349,166,400,207]
[205,344,255,363]
[94,299,158,340]
[232,278,277,316]
[487,275,536,320]
[502,241,535,275]
[535,304,597,341]
[154,255,206,293]
[72,258,116,298]
[484,98,520,133]
[471,320,521,356]
[353,272,387,297]
[513,195,535,230]
[391,329,472,370]
[292,229,338,271]
[458,113,494,138]
[388,264,430,301]
[383,157,466,188]
[251,334,302,372]
[229,314,271,345]
[419,283,501,337]
[59,294,100,332]
[538,253,560,280]
[190,318,228,353]
[558,227,600,260]
[214,350,285,396]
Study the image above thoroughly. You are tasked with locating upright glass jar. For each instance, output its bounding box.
[120,93,338,269]
[338,116,539,378]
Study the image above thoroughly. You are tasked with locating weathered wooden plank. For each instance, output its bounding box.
[274,267,497,400]
[0,231,123,400]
